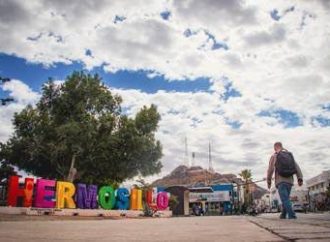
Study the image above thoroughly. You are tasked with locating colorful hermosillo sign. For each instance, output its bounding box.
[7,176,169,210]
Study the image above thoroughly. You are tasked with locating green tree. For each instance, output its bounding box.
[239,169,252,182]
[239,169,252,206]
[0,159,16,183]
[135,177,157,216]
[168,195,179,212]
[0,72,162,186]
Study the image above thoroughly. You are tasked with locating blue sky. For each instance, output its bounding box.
[0,0,329,182]
[0,53,251,130]
[0,54,211,94]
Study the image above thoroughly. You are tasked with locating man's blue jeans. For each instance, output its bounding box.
[278,182,296,219]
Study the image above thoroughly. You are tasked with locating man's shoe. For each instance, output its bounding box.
[279,214,286,219]
[288,216,297,219]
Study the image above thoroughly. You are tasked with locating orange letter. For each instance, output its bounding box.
[130,188,143,210]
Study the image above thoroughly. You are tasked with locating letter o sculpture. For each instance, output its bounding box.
[156,192,169,210]
[98,186,115,210]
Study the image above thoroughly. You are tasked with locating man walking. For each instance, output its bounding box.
[267,142,303,219]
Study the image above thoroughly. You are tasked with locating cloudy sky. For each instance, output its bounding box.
[0,0,329,186]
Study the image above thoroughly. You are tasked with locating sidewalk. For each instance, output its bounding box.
[1,213,329,241]
[0,216,282,242]
[249,213,330,241]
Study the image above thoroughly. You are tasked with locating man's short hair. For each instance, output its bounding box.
[274,142,283,148]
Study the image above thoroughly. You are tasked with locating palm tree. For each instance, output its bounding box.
[239,169,253,207]
[239,169,252,182]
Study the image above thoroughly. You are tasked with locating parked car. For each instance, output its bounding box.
[292,204,304,212]
[247,206,258,216]
[267,206,280,213]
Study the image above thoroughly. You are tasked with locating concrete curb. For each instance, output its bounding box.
[0,207,172,218]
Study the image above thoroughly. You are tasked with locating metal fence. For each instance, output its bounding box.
[0,182,7,206]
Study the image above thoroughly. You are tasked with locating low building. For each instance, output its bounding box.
[306,170,330,211]
[188,184,234,215]
[255,192,271,212]
[270,187,280,210]
[269,185,308,210]
[290,187,308,206]
[165,186,190,216]
[306,170,330,195]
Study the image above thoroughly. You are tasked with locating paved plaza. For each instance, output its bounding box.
[250,213,330,241]
[0,213,329,242]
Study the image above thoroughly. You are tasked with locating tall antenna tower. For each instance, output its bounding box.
[183,137,189,167]
[208,141,214,173]
[191,152,195,167]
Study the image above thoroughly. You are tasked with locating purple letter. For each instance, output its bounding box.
[76,183,98,209]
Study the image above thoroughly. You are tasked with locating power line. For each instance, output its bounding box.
[232,178,267,187]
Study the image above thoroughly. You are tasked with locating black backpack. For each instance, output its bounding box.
[275,150,297,177]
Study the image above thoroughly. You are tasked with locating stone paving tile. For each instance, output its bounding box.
[0,216,283,242]
[249,215,330,242]
[280,232,330,240]
[296,240,330,242]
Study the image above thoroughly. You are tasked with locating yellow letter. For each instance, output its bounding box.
[56,181,76,209]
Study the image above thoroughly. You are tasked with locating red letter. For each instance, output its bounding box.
[7,176,34,207]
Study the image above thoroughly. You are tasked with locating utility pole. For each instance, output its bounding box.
[184,136,189,167]
[202,141,215,185]
[208,141,214,173]
[191,152,195,167]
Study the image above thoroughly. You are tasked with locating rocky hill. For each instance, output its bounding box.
[152,165,267,199]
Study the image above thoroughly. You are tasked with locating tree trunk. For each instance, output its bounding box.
[67,154,77,182]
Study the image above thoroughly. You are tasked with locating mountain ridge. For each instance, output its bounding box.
[152,165,267,199]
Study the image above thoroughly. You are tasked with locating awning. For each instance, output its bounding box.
[189,187,213,193]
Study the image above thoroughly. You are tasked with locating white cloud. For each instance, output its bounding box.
[244,24,287,46]
[2,80,40,104]
[1,77,329,187]
[113,85,330,185]
[0,80,40,142]
[0,0,329,185]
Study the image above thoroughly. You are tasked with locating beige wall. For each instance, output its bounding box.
[184,191,190,215]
